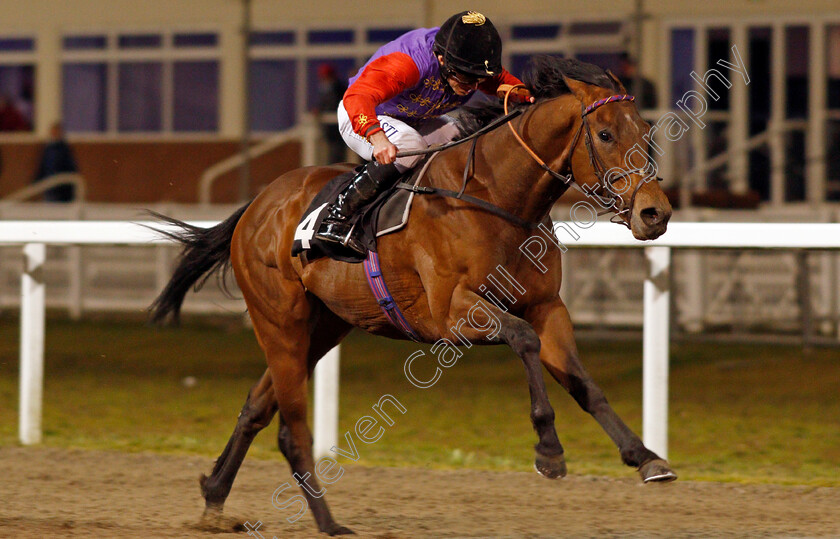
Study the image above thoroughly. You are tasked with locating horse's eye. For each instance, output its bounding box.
[598,130,613,143]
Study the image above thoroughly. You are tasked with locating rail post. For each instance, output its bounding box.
[643,246,671,459]
[313,345,340,459]
[20,243,46,445]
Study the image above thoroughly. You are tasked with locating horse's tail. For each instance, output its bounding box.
[148,201,251,324]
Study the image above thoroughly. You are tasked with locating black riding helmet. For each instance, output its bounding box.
[433,11,503,79]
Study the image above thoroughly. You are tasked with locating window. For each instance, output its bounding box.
[118,34,162,49]
[174,33,217,48]
[250,60,297,131]
[251,31,295,46]
[0,36,35,132]
[61,31,220,134]
[707,28,731,111]
[828,25,840,109]
[786,26,809,119]
[670,28,695,103]
[568,22,622,36]
[63,63,106,132]
[307,30,354,45]
[174,61,219,131]
[511,24,561,40]
[63,36,107,50]
[0,37,35,52]
[118,62,163,132]
[827,25,840,200]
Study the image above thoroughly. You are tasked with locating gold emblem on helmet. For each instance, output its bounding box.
[461,11,486,25]
[484,60,495,75]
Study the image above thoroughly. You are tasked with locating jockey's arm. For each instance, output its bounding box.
[478,69,535,103]
[343,52,421,163]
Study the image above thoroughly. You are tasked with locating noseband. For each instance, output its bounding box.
[504,86,661,229]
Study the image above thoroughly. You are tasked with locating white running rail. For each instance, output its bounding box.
[5,221,840,460]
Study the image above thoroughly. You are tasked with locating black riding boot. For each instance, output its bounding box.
[316,161,401,254]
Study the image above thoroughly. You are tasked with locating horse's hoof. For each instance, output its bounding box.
[639,458,677,483]
[194,507,246,532]
[324,523,355,535]
[534,453,567,479]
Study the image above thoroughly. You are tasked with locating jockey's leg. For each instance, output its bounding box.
[316,103,425,254]
[316,161,400,253]
[416,114,461,147]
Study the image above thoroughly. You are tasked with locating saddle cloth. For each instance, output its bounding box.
[291,164,424,263]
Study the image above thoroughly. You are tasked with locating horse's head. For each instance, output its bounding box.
[561,74,672,240]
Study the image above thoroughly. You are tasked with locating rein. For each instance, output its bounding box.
[394,107,523,158]
[394,103,544,229]
[395,182,543,229]
[394,84,659,230]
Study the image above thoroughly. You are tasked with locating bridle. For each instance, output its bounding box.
[393,84,663,231]
[503,85,661,229]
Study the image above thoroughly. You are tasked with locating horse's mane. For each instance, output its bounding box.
[524,54,620,99]
[455,55,621,138]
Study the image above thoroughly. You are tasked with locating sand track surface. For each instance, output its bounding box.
[1,447,838,538]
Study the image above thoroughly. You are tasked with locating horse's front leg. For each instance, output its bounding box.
[451,292,566,479]
[526,298,677,482]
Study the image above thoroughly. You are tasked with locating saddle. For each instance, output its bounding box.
[291,163,426,264]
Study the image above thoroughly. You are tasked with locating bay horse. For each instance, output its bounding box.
[150,56,674,535]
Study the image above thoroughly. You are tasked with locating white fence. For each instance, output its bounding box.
[4,203,840,337]
[4,221,840,461]
[0,203,245,318]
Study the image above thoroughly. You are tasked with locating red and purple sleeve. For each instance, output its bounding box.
[477,68,527,96]
[343,52,421,139]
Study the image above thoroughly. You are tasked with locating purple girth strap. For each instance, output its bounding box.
[363,251,422,342]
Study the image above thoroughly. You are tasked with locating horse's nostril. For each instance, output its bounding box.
[640,207,663,226]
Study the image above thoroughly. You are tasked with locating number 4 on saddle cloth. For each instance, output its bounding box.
[291,164,425,264]
[291,159,432,342]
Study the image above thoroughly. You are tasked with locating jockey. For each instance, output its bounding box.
[316,10,533,254]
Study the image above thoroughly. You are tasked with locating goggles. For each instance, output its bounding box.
[447,69,488,87]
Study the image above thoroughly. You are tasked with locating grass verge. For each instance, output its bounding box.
[0,318,837,486]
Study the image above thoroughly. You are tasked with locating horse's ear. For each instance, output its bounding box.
[605,70,628,93]
[562,76,591,103]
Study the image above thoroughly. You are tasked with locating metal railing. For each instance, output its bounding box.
[198,116,320,204]
[3,173,87,202]
[681,120,809,208]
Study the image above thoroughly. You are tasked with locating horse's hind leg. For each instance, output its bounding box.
[241,273,351,536]
[198,369,277,531]
[526,298,677,482]
[277,303,352,455]
[199,303,352,532]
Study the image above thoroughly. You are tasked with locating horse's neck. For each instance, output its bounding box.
[468,96,580,224]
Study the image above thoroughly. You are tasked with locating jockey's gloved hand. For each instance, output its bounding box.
[496,84,535,103]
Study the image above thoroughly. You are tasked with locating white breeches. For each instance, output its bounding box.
[337,100,461,171]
